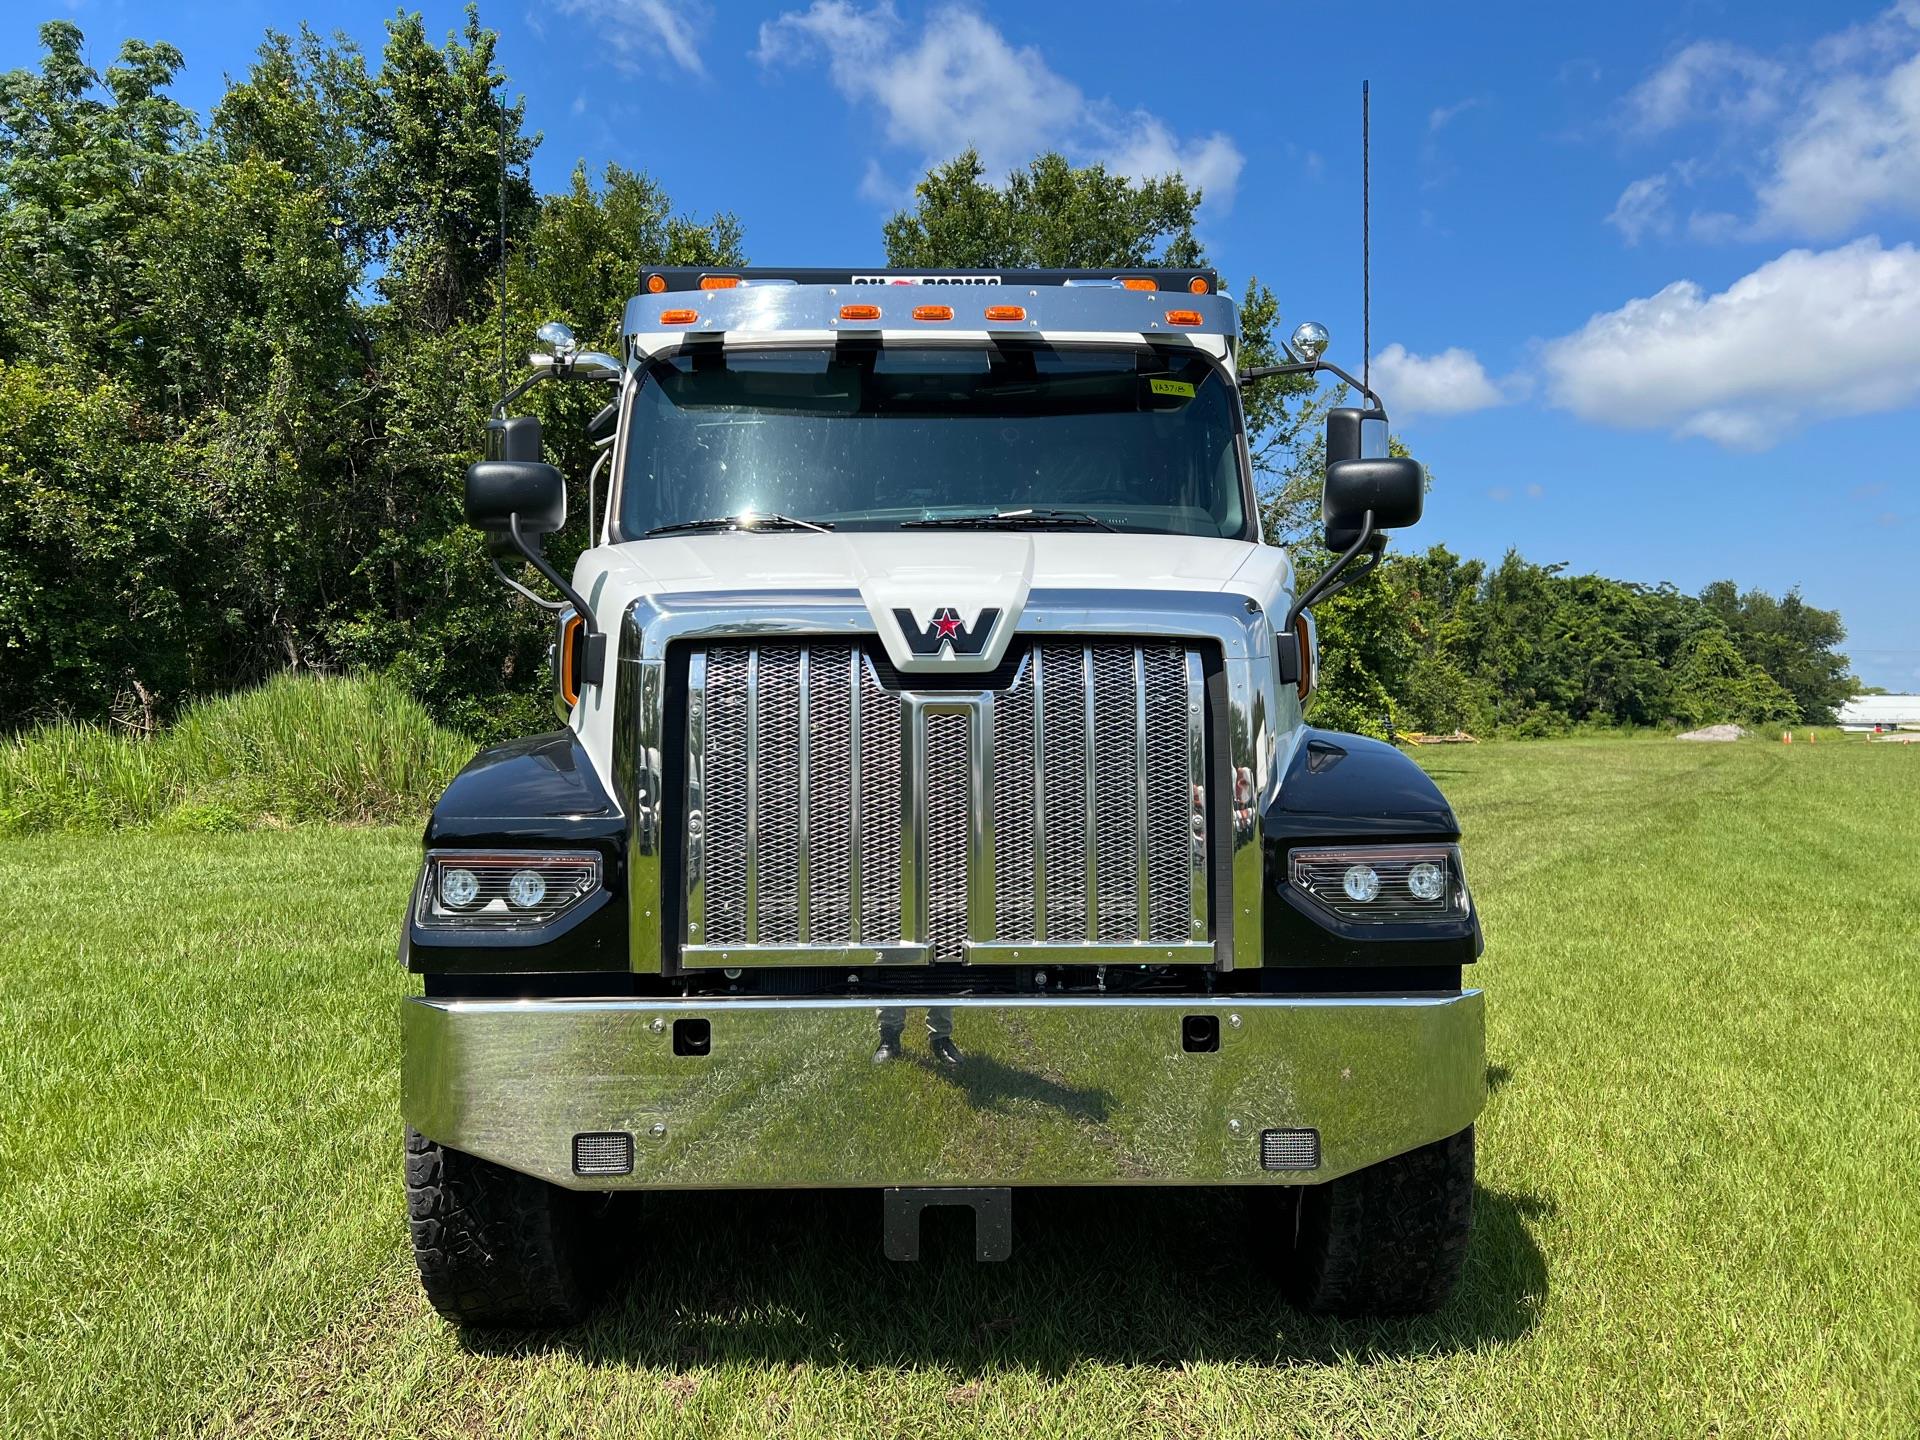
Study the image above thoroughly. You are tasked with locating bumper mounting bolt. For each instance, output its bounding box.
[649,1018,665,1034]
[1228,1119,1244,1136]
[649,1122,667,1139]
[1228,1013,1242,1029]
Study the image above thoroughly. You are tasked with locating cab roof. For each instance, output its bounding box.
[621,267,1239,350]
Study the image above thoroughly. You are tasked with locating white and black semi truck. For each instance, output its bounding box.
[400,267,1484,1325]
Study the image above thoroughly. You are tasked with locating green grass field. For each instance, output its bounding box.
[3,736,1916,1438]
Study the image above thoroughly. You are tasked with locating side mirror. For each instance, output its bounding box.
[465,459,566,541]
[1323,456,1423,550]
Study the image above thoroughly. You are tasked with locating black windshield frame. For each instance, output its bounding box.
[609,340,1259,544]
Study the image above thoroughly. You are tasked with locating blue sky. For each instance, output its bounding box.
[8,1,1920,687]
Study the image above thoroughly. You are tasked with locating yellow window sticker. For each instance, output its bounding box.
[1149,378,1196,397]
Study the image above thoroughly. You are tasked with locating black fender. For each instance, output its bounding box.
[402,730,627,973]
[1261,729,1481,968]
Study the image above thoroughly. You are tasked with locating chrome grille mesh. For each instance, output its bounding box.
[755,645,802,944]
[990,673,1036,938]
[1038,645,1089,941]
[924,711,971,962]
[804,645,855,941]
[1091,644,1140,941]
[685,637,1206,963]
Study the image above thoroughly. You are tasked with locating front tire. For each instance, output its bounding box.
[404,1126,605,1327]
[1278,1125,1475,1316]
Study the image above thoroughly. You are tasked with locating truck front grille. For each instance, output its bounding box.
[682,639,1210,967]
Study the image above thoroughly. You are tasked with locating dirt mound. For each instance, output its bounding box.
[1677,723,1748,742]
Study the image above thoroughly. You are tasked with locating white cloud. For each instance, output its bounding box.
[1755,48,1920,236]
[1542,237,1920,448]
[1622,40,1786,135]
[1428,97,1485,132]
[553,0,707,76]
[1369,344,1511,418]
[1612,3,1920,241]
[754,2,1243,209]
[1607,174,1673,244]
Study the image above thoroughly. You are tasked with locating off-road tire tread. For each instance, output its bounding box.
[1284,1125,1474,1316]
[405,1126,596,1327]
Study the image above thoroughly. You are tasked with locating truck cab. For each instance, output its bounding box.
[400,268,1483,1326]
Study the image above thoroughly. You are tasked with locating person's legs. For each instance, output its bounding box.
[873,1006,905,1063]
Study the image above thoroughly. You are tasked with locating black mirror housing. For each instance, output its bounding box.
[1323,456,1423,549]
[485,414,543,462]
[465,460,566,539]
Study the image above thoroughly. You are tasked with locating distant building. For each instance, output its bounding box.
[1836,695,1920,731]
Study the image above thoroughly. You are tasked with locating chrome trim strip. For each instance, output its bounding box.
[964,941,1215,965]
[1185,648,1208,941]
[684,649,707,948]
[682,942,931,968]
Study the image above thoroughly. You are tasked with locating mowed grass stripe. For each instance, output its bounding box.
[1,739,1915,1437]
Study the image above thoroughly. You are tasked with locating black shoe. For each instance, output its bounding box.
[930,1035,962,1066]
[873,1038,902,1064]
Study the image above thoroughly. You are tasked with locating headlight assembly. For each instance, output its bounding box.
[417,851,601,931]
[1289,844,1468,924]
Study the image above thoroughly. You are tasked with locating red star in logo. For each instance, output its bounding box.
[934,611,962,639]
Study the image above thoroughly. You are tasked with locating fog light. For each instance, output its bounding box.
[1342,865,1380,902]
[506,869,547,909]
[1408,861,1446,901]
[440,867,480,908]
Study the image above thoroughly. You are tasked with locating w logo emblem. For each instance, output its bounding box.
[894,606,1000,657]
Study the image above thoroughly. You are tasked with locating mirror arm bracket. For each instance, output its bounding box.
[1285,510,1380,634]
[505,514,605,685]
[1238,358,1385,414]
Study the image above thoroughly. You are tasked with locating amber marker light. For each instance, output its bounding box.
[659,308,698,325]
[984,305,1026,321]
[699,275,741,289]
[1164,309,1203,326]
[1188,276,1210,294]
[912,304,954,321]
[839,303,881,321]
[1120,277,1156,291]
[645,274,667,293]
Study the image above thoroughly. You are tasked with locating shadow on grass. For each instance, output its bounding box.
[463,1182,1551,1373]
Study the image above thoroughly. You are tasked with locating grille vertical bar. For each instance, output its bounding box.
[991,658,1037,939]
[857,656,903,940]
[756,645,801,944]
[1038,643,1089,941]
[924,711,971,961]
[805,644,854,943]
[702,646,749,944]
[1091,643,1140,941]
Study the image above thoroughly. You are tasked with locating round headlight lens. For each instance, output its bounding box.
[439,867,480,909]
[1341,865,1380,903]
[1408,860,1447,901]
[506,869,548,910]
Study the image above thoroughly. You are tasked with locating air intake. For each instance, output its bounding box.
[1260,1128,1321,1172]
[572,1132,635,1176]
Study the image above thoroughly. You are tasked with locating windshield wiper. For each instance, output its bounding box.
[645,513,835,538]
[901,508,1115,532]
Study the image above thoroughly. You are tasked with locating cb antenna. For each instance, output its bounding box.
[497,92,509,402]
[1362,79,1370,398]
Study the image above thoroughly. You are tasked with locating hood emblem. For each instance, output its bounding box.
[894,606,1000,658]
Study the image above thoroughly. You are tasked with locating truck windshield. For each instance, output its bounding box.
[616,344,1249,539]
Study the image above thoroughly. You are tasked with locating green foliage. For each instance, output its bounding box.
[0,673,471,833]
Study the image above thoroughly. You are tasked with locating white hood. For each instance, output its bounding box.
[588,531,1292,674]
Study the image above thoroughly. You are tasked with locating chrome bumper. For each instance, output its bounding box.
[402,991,1484,1190]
